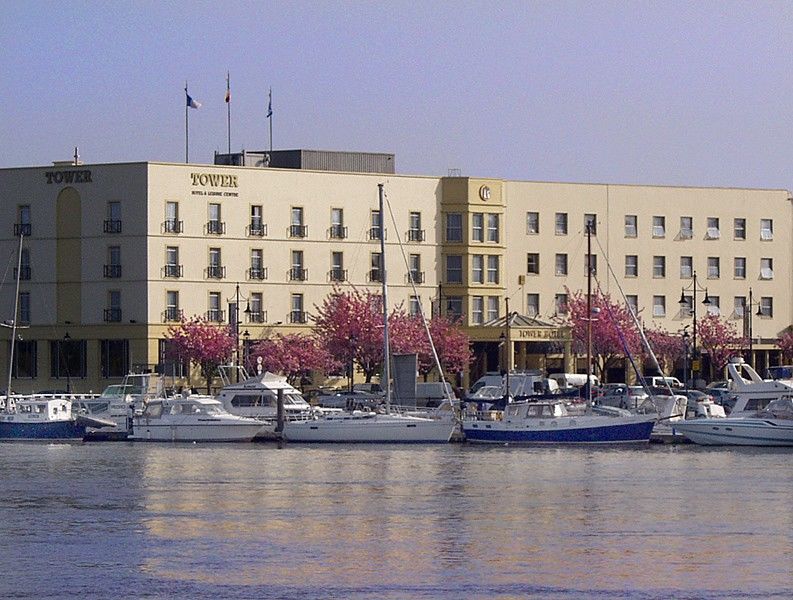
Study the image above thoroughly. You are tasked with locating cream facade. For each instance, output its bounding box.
[0,160,790,392]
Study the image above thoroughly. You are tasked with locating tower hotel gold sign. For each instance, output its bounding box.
[190,172,239,197]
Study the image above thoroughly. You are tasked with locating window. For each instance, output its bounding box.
[15,204,31,236]
[486,296,499,321]
[446,213,463,242]
[445,296,463,320]
[446,255,463,284]
[104,290,121,322]
[329,208,346,239]
[207,292,223,322]
[471,255,484,284]
[760,218,773,240]
[734,218,746,240]
[408,254,423,284]
[555,212,568,235]
[734,296,746,318]
[409,296,421,317]
[19,291,30,324]
[15,248,30,281]
[555,254,568,276]
[526,212,539,234]
[408,212,424,242]
[526,253,539,275]
[680,216,693,239]
[526,294,539,317]
[706,217,720,239]
[624,215,637,238]
[626,295,638,316]
[369,209,382,240]
[249,249,265,280]
[734,257,746,279]
[471,296,484,325]
[290,293,305,323]
[291,250,306,281]
[12,340,37,378]
[760,258,774,280]
[653,256,666,278]
[652,216,665,238]
[680,295,693,316]
[555,293,568,315]
[248,292,265,323]
[759,297,773,317]
[164,201,182,233]
[207,248,224,279]
[105,201,122,233]
[51,338,87,380]
[104,246,121,278]
[101,339,129,378]
[585,214,597,235]
[707,257,720,279]
[207,203,224,234]
[652,295,666,317]
[249,205,266,236]
[330,252,346,282]
[472,213,484,242]
[290,207,306,237]
[676,256,691,279]
[625,255,638,277]
[370,252,382,282]
[585,254,597,276]
[487,214,499,243]
[164,246,181,278]
[707,296,720,316]
[165,291,180,321]
[487,255,499,284]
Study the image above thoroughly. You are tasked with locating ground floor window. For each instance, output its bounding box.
[12,340,37,378]
[158,339,189,377]
[50,338,87,381]
[101,339,129,378]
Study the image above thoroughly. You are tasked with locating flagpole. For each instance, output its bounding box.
[226,72,231,154]
[185,81,189,164]
[268,87,273,155]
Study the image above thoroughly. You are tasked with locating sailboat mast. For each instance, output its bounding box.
[6,233,23,399]
[378,183,390,413]
[586,223,593,409]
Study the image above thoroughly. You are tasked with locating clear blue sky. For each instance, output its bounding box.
[3,1,793,190]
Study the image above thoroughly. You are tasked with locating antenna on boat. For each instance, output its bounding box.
[378,183,391,414]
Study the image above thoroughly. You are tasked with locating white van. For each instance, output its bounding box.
[548,373,599,390]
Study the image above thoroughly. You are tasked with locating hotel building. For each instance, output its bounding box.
[0,151,790,392]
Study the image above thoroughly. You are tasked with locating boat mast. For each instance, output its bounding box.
[378,183,391,413]
[586,223,593,411]
[5,233,23,401]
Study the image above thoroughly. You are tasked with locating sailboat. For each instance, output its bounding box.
[461,224,656,444]
[0,234,110,440]
[282,184,456,443]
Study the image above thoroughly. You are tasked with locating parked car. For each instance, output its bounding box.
[597,385,649,410]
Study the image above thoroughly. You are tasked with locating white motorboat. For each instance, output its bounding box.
[130,394,265,442]
[216,366,318,421]
[282,184,456,444]
[671,359,793,446]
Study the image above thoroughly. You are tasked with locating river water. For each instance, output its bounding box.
[1,441,791,599]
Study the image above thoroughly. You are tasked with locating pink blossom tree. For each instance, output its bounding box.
[644,327,686,376]
[778,329,793,363]
[165,317,236,393]
[248,333,335,389]
[557,288,642,382]
[697,313,743,380]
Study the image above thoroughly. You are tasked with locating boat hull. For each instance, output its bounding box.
[283,414,455,443]
[672,418,793,446]
[130,422,265,442]
[462,416,655,444]
[0,420,87,440]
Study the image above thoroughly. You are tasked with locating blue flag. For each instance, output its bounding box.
[186,92,201,109]
[266,89,272,118]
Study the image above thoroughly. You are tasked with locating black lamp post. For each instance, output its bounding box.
[679,271,710,384]
[746,287,763,367]
[62,332,72,393]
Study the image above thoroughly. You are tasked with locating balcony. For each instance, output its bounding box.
[247,267,268,281]
[407,229,425,242]
[289,311,306,324]
[13,223,31,237]
[247,222,268,237]
[13,267,31,281]
[104,264,122,278]
[247,310,267,324]
[408,271,425,284]
[163,308,183,322]
[206,309,225,323]
[206,220,226,235]
[103,308,122,323]
[289,224,308,238]
[163,264,183,278]
[104,219,122,234]
[163,219,183,234]
[206,265,226,279]
[368,269,383,283]
[369,227,386,240]
[329,224,347,239]
[329,268,347,282]
[289,267,307,281]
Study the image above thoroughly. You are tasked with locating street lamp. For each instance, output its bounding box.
[227,283,251,381]
[745,287,764,367]
[678,270,711,384]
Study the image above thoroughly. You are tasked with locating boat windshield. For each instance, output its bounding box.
[100,385,131,399]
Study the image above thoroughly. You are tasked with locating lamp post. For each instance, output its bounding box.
[745,287,763,367]
[227,283,251,382]
[242,330,250,373]
[678,271,710,385]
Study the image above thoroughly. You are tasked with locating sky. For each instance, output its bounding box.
[3,1,793,190]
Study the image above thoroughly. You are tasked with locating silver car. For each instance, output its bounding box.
[597,385,649,410]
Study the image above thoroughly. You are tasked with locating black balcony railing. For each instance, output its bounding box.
[13,223,31,237]
[163,308,183,322]
[408,271,425,284]
[247,310,266,324]
[104,264,122,278]
[289,224,308,238]
[407,229,425,242]
[104,308,122,323]
[206,220,226,235]
[329,268,347,282]
[247,267,267,281]
[104,219,122,234]
[163,219,183,234]
[206,309,225,322]
[206,265,226,279]
[247,222,267,237]
[369,269,383,283]
[289,311,306,324]
[289,267,307,281]
[369,227,385,240]
[163,264,183,278]
[13,267,31,281]
[329,224,347,239]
